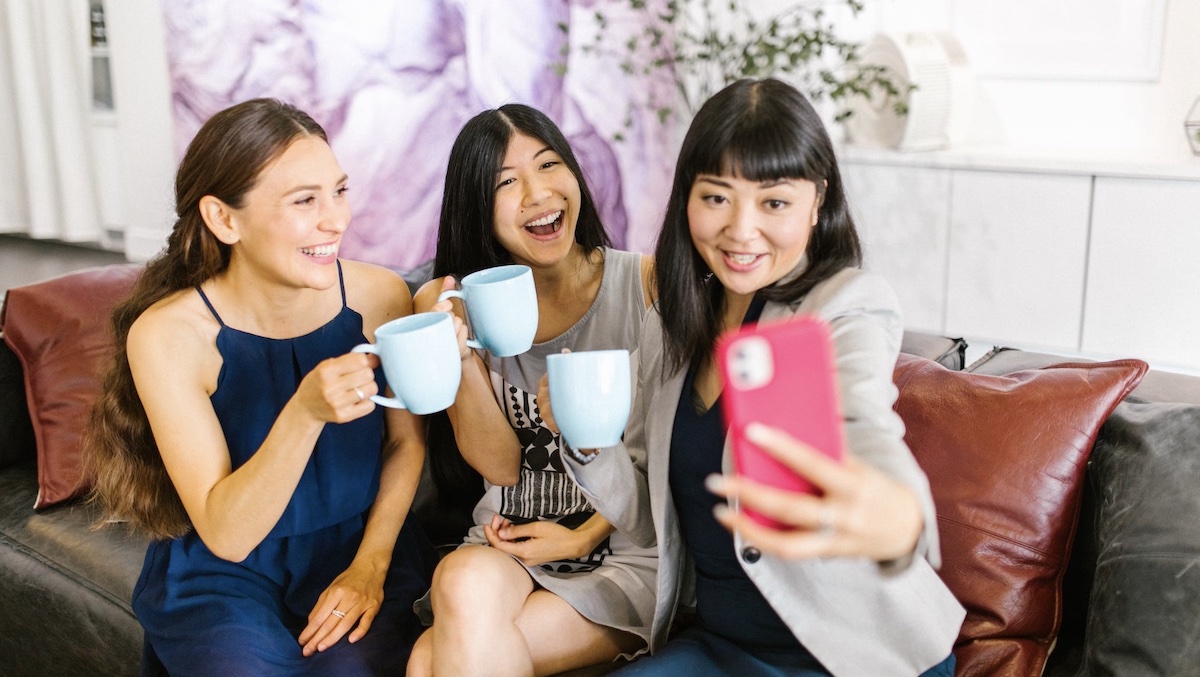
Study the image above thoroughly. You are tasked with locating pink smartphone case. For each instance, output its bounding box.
[715,315,845,529]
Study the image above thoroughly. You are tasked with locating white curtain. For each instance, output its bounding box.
[0,0,102,243]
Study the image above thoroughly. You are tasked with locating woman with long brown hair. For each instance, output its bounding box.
[87,98,435,675]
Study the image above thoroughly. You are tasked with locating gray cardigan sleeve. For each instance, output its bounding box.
[791,268,942,570]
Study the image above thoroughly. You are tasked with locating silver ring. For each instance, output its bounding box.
[817,505,836,536]
[354,387,365,402]
[331,609,346,619]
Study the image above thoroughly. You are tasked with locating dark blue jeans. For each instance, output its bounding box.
[613,626,956,677]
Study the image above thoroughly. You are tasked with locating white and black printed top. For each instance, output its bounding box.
[460,248,658,649]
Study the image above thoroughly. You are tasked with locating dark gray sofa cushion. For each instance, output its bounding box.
[900,331,967,369]
[1078,401,1200,676]
[0,461,145,676]
[0,337,33,470]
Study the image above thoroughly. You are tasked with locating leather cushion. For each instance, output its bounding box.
[0,462,144,675]
[0,338,35,470]
[0,265,141,507]
[1078,400,1200,674]
[970,348,1200,675]
[893,354,1147,675]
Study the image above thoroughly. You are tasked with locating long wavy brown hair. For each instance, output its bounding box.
[85,99,327,539]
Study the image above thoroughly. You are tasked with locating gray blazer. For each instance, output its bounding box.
[567,267,965,676]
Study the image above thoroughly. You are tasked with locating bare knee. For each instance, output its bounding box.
[424,548,537,674]
[430,546,529,619]
[405,629,433,677]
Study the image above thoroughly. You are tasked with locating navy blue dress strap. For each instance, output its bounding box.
[195,285,225,327]
[337,259,347,306]
[195,260,344,326]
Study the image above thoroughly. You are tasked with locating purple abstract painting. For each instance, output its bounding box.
[162,0,678,270]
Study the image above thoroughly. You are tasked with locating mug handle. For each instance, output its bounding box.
[350,344,409,409]
[435,289,484,350]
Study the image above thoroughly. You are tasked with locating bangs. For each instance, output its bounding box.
[704,114,819,183]
[682,80,830,187]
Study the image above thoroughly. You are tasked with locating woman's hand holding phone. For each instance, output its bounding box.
[712,317,921,562]
[706,423,922,563]
[715,316,845,527]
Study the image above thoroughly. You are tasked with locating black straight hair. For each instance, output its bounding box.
[654,78,863,373]
[426,104,612,530]
[432,103,611,279]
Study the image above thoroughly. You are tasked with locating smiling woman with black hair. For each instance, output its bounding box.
[565,78,965,676]
[406,104,658,676]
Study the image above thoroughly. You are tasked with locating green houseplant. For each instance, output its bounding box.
[561,0,907,136]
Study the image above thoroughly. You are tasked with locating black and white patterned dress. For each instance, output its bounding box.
[462,248,657,650]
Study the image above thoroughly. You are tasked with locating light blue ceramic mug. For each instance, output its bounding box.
[547,349,632,450]
[436,264,538,357]
[351,312,461,414]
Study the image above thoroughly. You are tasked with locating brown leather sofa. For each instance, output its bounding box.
[2,265,1197,676]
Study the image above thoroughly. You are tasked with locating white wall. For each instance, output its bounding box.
[752,0,1197,155]
[829,0,1199,156]
[103,0,175,261]
[0,4,29,235]
[13,0,1197,261]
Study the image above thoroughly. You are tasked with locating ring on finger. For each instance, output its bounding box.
[354,387,365,402]
[331,609,346,619]
[817,504,836,536]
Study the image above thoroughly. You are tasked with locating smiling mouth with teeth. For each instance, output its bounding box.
[525,211,563,236]
[300,244,338,257]
[726,252,760,265]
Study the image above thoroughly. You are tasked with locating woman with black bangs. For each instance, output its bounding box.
[565,78,964,675]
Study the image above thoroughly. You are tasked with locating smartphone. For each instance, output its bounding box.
[715,315,846,530]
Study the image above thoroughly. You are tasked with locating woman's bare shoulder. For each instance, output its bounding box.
[127,288,223,388]
[412,277,446,312]
[131,288,217,344]
[340,259,413,330]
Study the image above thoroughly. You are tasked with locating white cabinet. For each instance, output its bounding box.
[842,164,1091,351]
[842,164,951,334]
[839,146,1200,370]
[1084,177,1200,368]
[946,171,1092,350]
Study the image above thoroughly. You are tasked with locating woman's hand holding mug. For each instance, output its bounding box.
[435,265,538,358]
[430,276,473,363]
[295,353,380,424]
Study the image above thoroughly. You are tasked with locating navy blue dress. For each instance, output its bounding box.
[133,266,436,676]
